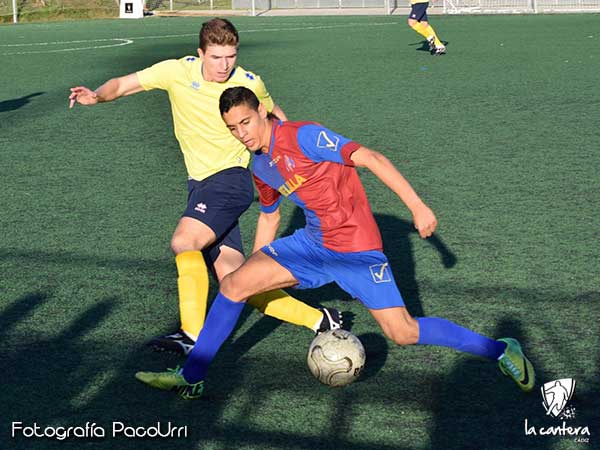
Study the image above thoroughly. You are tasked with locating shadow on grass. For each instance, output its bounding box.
[0,293,414,450]
[414,39,449,53]
[1,290,598,450]
[0,92,44,113]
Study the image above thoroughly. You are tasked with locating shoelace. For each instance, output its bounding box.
[503,358,522,378]
[167,366,183,375]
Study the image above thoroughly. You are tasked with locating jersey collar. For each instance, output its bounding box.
[267,120,282,157]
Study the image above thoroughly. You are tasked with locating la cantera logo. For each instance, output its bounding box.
[524,378,591,440]
[542,378,575,418]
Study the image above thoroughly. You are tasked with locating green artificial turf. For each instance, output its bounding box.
[1,14,599,450]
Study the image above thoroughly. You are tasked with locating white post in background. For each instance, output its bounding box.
[251,0,256,16]
[170,0,174,11]
[12,0,17,23]
[531,0,537,13]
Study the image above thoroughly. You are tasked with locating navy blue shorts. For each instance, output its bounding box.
[183,167,253,263]
[262,229,406,310]
[409,2,429,21]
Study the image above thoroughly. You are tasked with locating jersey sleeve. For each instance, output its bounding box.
[250,74,275,113]
[136,59,179,91]
[296,124,361,166]
[253,174,282,213]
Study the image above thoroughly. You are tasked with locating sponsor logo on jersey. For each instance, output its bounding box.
[278,174,306,197]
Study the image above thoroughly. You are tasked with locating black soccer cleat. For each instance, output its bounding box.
[433,44,446,55]
[316,307,343,334]
[427,36,436,53]
[148,329,195,356]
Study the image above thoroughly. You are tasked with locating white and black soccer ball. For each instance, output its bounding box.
[307,329,366,387]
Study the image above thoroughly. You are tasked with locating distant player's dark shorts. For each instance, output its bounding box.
[261,229,406,310]
[184,167,253,263]
[409,2,429,21]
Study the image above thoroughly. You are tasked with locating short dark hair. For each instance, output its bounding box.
[199,18,239,51]
[219,87,260,116]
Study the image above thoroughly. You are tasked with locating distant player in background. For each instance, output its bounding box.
[135,87,535,399]
[68,18,341,356]
[408,0,446,55]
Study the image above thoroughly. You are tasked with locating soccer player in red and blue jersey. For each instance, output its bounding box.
[136,87,535,399]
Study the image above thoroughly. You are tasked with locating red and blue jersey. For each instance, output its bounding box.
[252,120,383,253]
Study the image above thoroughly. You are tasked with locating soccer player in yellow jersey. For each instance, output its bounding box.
[408,0,446,55]
[68,18,342,355]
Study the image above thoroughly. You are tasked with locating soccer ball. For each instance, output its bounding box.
[307,329,366,387]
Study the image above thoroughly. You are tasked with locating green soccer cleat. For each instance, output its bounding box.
[497,338,535,392]
[135,366,204,400]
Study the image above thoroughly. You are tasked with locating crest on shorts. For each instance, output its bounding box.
[369,263,391,283]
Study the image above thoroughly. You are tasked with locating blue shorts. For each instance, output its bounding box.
[409,2,429,21]
[184,167,253,263]
[261,229,405,310]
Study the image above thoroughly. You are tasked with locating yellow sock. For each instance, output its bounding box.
[247,289,323,331]
[411,22,430,39]
[423,24,443,47]
[175,250,209,338]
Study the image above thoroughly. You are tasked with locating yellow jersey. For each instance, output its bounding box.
[410,0,429,4]
[137,57,275,181]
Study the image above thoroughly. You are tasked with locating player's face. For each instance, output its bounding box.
[198,45,237,82]
[223,103,269,152]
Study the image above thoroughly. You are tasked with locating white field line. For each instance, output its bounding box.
[1,22,398,56]
[1,38,133,55]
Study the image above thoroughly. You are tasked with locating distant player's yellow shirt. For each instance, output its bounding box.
[137,56,275,181]
[410,0,428,4]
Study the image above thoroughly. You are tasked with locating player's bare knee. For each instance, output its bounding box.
[170,234,204,254]
[219,273,248,301]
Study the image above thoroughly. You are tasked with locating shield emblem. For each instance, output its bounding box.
[541,378,576,418]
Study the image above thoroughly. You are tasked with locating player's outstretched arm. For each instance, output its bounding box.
[350,146,437,238]
[271,104,288,121]
[252,209,281,253]
[69,73,144,108]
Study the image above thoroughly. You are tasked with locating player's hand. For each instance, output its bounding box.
[69,86,98,108]
[412,204,437,238]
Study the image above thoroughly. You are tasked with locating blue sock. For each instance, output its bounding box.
[182,292,245,383]
[417,317,506,360]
